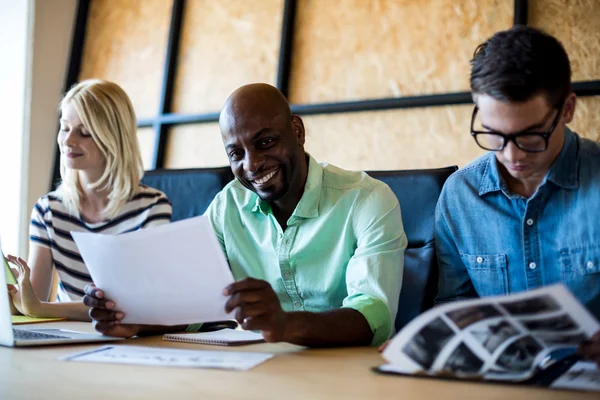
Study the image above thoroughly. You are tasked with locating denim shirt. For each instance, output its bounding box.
[435,128,600,306]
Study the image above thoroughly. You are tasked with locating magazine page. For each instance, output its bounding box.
[382,284,600,381]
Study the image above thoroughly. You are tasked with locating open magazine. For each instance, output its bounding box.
[380,285,599,388]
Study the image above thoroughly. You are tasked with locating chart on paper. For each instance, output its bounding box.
[61,345,274,371]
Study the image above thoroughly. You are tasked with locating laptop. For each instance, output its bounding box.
[1,248,123,347]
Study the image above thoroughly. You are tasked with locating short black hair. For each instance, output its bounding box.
[470,26,571,107]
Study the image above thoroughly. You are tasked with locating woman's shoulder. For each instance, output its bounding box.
[130,184,170,205]
[35,190,66,211]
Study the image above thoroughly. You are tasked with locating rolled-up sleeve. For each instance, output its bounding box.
[342,184,406,346]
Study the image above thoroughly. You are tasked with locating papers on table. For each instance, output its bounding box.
[61,345,274,371]
[72,216,234,325]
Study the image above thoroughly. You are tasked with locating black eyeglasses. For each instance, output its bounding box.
[470,103,563,153]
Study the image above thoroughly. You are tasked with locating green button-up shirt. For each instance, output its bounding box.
[205,155,406,345]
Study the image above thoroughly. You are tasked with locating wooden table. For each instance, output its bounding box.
[0,322,595,400]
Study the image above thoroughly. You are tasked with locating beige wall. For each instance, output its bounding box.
[76,0,600,171]
[24,0,77,254]
[0,0,31,255]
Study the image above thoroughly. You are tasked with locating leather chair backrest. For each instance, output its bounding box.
[367,166,457,331]
[141,167,234,222]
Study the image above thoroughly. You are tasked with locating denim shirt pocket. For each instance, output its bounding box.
[460,252,508,297]
[560,244,600,304]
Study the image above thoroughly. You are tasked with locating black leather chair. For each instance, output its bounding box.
[367,166,457,331]
[142,167,234,222]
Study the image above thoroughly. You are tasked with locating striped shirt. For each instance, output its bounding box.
[30,184,172,301]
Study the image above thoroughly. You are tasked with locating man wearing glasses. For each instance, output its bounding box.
[434,26,600,364]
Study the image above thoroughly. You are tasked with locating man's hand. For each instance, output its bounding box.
[83,284,142,338]
[579,330,600,367]
[6,255,44,316]
[223,278,288,342]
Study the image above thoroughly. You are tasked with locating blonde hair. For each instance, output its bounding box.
[57,79,144,219]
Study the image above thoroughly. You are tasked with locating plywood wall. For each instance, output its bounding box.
[529,0,600,82]
[171,0,283,114]
[571,96,600,142]
[290,0,513,103]
[303,105,485,171]
[164,123,228,168]
[79,0,600,171]
[79,0,171,118]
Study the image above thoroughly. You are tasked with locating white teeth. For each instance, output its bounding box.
[255,170,277,184]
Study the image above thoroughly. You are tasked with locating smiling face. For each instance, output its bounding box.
[219,84,307,205]
[475,93,575,191]
[58,102,105,175]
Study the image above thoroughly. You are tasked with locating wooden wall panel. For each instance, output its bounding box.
[301,106,485,171]
[529,0,600,81]
[164,123,228,168]
[570,96,600,142]
[172,0,283,114]
[161,106,484,171]
[137,128,156,171]
[79,0,171,118]
[289,0,513,104]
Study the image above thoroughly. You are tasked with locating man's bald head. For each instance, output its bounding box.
[218,83,308,209]
[219,83,292,134]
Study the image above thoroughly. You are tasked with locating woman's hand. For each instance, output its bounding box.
[6,255,45,317]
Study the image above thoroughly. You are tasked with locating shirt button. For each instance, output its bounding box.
[283,272,290,279]
[587,261,595,269]
[476,256,484,264]
[294,301,301,307]
[529,262,537,270]
[526,219,534,226]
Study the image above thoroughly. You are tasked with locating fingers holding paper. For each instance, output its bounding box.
[224,277,288,342]
[83,284,141,338]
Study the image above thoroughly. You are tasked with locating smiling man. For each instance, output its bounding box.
[434,27,600,364]
[84,83,406,347]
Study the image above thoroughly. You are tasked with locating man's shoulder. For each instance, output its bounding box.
[319,163,399,217]
[437,153,494,213]
[443,152,493,192]
[321,163,385,194]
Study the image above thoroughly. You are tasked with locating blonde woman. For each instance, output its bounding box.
[7,79,172,321]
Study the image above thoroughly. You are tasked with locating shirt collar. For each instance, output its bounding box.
[478,153,502,196]
[478,127,579,196]
[251,154,323,219]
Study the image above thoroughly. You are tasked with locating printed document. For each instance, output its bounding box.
[62,345,274,371]
[72,216,234,325]
[382,285,599,383]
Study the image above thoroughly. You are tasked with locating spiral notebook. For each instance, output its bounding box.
[163,329,265,346]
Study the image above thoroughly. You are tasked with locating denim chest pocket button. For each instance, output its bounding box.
[460,252,508,297]
[587,261,595,270]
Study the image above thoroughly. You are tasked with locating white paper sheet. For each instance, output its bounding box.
[551,361,600,391]
[72,216,234,325]
[61,345,274,371]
